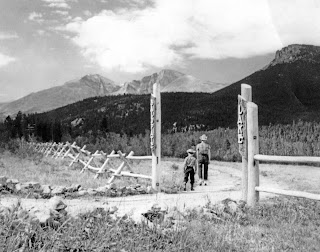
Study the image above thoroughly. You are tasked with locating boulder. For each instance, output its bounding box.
[108,206,118,214]
[49,196,67,211]
[66,184,81,193]
[11,179,19,184]
[0,176,7,186]
[51,186,66,195]
[77,190,88,196]
[107,183,116,190]
[14,183,22,193]
[41,185,52,195]
[29,181,41,190]
[118,186,126,192]
[96,186,108,193]
[87,188,97,196]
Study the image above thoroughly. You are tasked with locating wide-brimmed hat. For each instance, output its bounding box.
[187,149,196,154]
[199,134,208,141]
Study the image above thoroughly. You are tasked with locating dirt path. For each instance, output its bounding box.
[1,161,320,222]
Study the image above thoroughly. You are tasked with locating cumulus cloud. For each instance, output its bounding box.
[0,53,15,68]
[53,10,69,15]
[42,0,77,9]
[63,0,320,73]
[28,12,45,23]
[0,32,18,40]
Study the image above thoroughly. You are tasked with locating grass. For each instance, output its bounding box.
[0,147,184,190]
[1,197,320,251]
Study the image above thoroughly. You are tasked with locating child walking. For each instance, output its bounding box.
[183,149,197,191]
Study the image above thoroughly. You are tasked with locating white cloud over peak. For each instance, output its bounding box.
[0,53,15,68]
[64,0,320,73]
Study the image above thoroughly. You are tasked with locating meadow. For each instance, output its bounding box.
[1,139,320,251]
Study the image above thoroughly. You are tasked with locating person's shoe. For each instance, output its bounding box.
[199,180,203,186]
[204,181,208,186]
[183,183,187,191]
[191,184,194,191]
[183,188,186,191]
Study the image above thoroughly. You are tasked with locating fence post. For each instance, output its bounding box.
[247,102,259,207]
[241,84,252,202]
[151,83,161,191]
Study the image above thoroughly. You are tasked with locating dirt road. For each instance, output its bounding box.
[1,161,320,222]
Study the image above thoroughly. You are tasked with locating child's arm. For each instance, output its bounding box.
[193,158,197,173]
[183,158,187,171]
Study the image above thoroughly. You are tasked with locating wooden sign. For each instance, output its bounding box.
[150,96,156,152]
[238,95,247,156]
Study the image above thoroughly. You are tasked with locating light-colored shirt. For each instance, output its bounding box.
[196,142,211,155]
[184,156,197,168]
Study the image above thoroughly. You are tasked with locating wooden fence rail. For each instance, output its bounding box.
[240,83,320,206]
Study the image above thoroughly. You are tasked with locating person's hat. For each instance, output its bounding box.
[187,149,196,154]
[199,134,208,141]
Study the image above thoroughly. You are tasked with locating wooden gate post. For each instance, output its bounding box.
[247,102,259,207]
[240,84,252,201]
[151,83,161,191]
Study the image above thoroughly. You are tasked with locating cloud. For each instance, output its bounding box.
[63,0,320,73]
[83,10,92,17]
[53,10,69,15]
[28,12,45,23]
[0,53,15,68]
[0,32,18,40]
[42,0,77,9]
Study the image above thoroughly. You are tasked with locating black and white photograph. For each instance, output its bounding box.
[1,0,320,251]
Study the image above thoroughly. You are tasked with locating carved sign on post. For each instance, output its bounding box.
[238,95,247,156]
[150,96,156,152]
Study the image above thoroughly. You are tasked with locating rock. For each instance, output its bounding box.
[0,176,7,186]
[107,183,116,190]
[29,182,41,190]
[11,179,19,184]
[51,186,66,195]
[66,184,81,193]
[20,183,31,191]
[118,186,126,192]
[108,206,118,214]
[49,196,67,211]
[77,190,87,196]
[41,185,52,195]
[87,188,97,195]
[96,186,108,193]
[151,204,161,212]
[6,181,15,192]
[227,201,238,214]
[14,183,22,193]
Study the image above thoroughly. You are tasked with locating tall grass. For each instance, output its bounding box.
[1,197,319,251]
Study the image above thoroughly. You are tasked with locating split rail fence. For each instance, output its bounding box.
[27,83,162,191]
[239,84,320,207]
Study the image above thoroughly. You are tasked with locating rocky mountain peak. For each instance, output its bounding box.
[268,44,320,67]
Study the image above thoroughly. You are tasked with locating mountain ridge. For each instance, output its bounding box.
[0,70,227,118]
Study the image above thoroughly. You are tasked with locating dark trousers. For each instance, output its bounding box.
[198,162,208,180]
[184,167,195,184]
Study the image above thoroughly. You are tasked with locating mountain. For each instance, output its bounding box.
[0,74,120,117]
[8,44,320,141]
[115,69,226,94]
[162,75,226,93]
[212,44,320,126]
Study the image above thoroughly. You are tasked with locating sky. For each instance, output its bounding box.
[0,0,320,102]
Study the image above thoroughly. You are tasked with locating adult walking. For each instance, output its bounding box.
[196,134,211,186]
